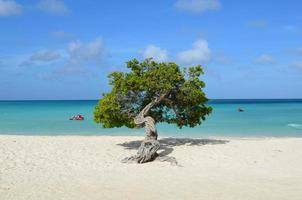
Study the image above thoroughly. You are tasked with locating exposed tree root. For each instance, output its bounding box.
[121,139,178,165]
[121,139,160,163]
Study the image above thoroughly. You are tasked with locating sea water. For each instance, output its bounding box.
[0,100,301,137]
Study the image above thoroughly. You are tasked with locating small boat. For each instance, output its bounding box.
[69,114,84,120]
[237,108,244,112]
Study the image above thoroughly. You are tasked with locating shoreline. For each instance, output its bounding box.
[1,135,302,200]
[1,133,302,139]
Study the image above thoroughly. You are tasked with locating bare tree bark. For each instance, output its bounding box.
[121,95,178,165]
[122,99,161,163]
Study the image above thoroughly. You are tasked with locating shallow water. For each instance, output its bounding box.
[0,100,301,137]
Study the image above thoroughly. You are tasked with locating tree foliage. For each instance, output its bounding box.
[94,58,212,129]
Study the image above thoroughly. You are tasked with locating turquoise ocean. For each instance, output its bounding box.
[0,100,302,137]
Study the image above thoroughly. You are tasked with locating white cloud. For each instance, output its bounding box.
[174,0,221,13]
[295,48,302,55]
[177,39,211,65]
[248,20,268,29]
[0,60,3,68]
[254,55,275,64]
[290,61,302,70]
[0,0,21,16]
[21,37,104,66]
[142,45,168,62]
[49,38,106,78]
[288,47,302,55]
[17,37,106,80]
[51,31,74,40]
[53,66,90,76]
[213,52,232,65]
[67,37,105,65]
[37,0,68,15]
[20,49,61,67]
[30,50,61,62]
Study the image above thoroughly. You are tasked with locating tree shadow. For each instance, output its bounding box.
[117,137,229,157]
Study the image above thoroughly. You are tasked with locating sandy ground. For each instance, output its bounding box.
[0,135,302,200]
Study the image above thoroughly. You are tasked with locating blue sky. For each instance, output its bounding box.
[0,0,302,100]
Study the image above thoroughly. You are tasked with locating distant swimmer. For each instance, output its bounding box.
[69,114,84,120]
[237,108,244,112]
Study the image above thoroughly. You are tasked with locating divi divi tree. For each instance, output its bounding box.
[94,58,212,163]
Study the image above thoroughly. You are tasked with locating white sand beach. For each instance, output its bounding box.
[0,135,302,200]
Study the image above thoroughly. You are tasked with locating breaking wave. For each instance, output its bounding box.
[288,123,302,129]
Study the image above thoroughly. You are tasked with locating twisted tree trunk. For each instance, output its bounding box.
[122,100,161,163]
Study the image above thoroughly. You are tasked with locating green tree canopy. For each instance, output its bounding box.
[94,58,212,129]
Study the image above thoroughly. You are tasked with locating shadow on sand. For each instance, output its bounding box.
[118,137,229,157]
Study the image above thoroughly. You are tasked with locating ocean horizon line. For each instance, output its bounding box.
[1,98,302,101]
